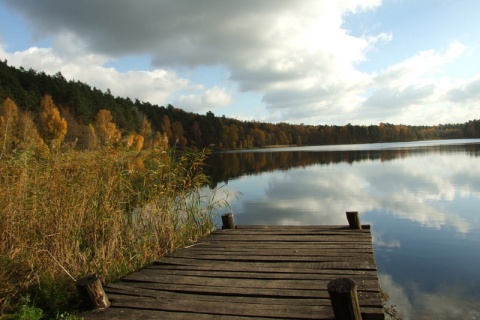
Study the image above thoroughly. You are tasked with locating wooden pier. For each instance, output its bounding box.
[85,214,384,319]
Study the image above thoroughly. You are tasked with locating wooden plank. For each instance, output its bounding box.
[205,235,372,242]
[167,250,375,260]
[146,263,379,276]
[139,267,380,281]
[104,283,382,307]
[105,294,333,319]
[178,245,374,253]
[154,257,377,270]
[86,308,277,320]
[122,273,381,291]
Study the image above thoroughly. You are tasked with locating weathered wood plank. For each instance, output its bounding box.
[154,257,377,270]
[86,308,279,320]
[138,267,380,281]
[122,273,381,292]
[178,245,375,253]
[105,294,333,319]
[167,250,375,260]
[146,263,379,276]
[104,283,382,307]
[205,234,372,242]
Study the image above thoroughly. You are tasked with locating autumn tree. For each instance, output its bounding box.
[192,121,202,147]
[39,94,67,149]
[171,121,187,147]
[251,128,266,147]
[140,118,153,149]
[94,109,121,147]
[84,124,98,150]
[17,111,49,157]
[124,133,144,151]
[226,124,239,149]
[133,134,144,151]
[162,115,173,144]
[154,131,169,150]
[0,97,19,154]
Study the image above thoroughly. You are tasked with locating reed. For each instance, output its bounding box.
[0,147,222,317]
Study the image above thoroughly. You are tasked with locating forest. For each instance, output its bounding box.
[1,59,480,153]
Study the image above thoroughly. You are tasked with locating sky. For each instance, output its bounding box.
[0,0,479,126]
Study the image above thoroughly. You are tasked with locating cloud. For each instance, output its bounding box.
[378,274,413,319]
[380,273,480,320]
[356,42,471,124]
[362,84,435,110]
[2,1,479,125]
[174,86,234,113]
[372,42,466,88]
[0,43,190,105]
[1,0,382,117]
[447,75,480,103]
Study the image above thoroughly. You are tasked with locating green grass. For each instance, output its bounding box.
[0,147,224,318]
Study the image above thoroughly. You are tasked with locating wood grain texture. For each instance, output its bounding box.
[83,225,384,320]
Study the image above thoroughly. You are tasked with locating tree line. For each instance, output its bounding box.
[1,59,480,154]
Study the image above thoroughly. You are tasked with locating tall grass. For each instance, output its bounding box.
[0,147,223,316]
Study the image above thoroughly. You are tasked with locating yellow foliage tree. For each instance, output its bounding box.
[94,109,121,147]
[17,111,49,157]
[39,95,67,149]
[84,123,98,150]
[124,133,135,149]
[154,132,169,150]
[123,133,145,151]
[1,97,20,154]
[133,134,144,151]
[141,118,153,149]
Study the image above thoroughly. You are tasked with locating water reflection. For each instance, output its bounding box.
[205,139,480,188]
[205,139,480,319]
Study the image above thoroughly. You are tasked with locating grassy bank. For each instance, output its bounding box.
[0,147,222,318]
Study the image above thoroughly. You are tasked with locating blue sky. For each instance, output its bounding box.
[1,0,479,126]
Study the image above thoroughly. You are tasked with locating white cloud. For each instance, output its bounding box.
[379,274,413,320]
[372,42,467,88]
[174,86,234,113]
[1,43,190,105]
[448,74,480,103]
[356,42,471,125]
[2,1,479,125]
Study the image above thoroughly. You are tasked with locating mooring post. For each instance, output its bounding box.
[76,274,110,309]
[327,278,362,320]
[221,213,235,229]
[346,211,362,230]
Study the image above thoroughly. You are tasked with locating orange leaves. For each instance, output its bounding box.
[0,98,19,154]
[39,94,67,148]
[94,109,121,147]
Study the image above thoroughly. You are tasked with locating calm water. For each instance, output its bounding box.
[204,139,480,320]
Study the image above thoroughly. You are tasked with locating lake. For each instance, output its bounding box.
[204,139,480,320]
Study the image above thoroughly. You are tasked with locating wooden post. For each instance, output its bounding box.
[328,278,362,320]
[221,213,235,229]
[346,211,362,230]
[76,274,110,309]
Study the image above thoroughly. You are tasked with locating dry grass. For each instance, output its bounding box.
[0,147,221,316]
